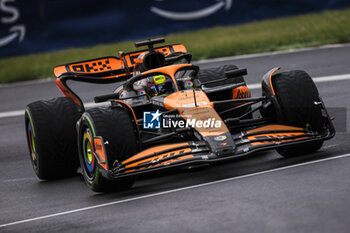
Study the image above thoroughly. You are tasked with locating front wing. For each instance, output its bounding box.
[104,123,335,180]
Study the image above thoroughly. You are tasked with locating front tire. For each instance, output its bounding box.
[78,106,138,192]
[271,70,324,157]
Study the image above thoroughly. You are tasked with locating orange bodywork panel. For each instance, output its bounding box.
[113,100,138,125]
[122,143,193,173]
[269,67,280,95]
[142,63,192,77]
[248,133,308,146]
[94,137,107,170]
[123,44,187,67]
[232,85,251,106]
[54,57,124,77]
[164,90,229,137]
[246,124,308,146]
[54,66,68,77]
[55,78,82,106]
[54,44,187,78]
[246,124,304,134]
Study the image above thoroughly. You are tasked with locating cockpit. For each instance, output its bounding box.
[117,65,198,105]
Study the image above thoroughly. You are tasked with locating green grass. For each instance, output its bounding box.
[0,8,349,84]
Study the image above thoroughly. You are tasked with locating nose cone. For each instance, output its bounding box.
[164,90,211,110]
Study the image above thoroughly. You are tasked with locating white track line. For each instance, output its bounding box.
[1,177,37,183]
[0,103,109,119]
[0,110,25,119]
[1,73,350,119]
[1,153,350,228]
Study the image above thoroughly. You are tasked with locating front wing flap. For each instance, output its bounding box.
[106,124,334,180]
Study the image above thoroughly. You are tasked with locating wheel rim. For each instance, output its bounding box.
[82,128,95,178]
[27,122,38,168]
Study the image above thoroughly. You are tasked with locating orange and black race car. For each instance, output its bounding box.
[25,38,335,192]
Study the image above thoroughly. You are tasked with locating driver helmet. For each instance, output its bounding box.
[133,74,172,97]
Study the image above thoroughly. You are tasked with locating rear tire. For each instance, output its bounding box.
[25,97,81,179]
[78,106,138,192]
[271,70,324,157]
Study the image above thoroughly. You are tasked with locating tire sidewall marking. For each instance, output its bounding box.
[80,113,101,186]
[25,108,39,172]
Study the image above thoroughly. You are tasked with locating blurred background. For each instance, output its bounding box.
[0,0,349,82]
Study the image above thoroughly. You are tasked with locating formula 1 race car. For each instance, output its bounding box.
[25,38,335,192]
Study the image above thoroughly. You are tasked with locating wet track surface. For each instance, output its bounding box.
[0,45,350,232]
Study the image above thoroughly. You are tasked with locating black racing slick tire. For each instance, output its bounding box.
[78,106,138,192]
[272,70,324,157]
[25,97,81,180]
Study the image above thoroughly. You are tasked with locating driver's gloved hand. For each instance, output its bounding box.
[144,86,154,96]
[158,82,173,95]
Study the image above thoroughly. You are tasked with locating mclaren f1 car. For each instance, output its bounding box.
[25,38,335,192]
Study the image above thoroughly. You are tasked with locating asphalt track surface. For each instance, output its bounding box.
[0,45,350,232]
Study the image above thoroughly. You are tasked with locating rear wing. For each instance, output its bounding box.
[54,44,187,78]
[54,43,187,109]
[54,56,126,78]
